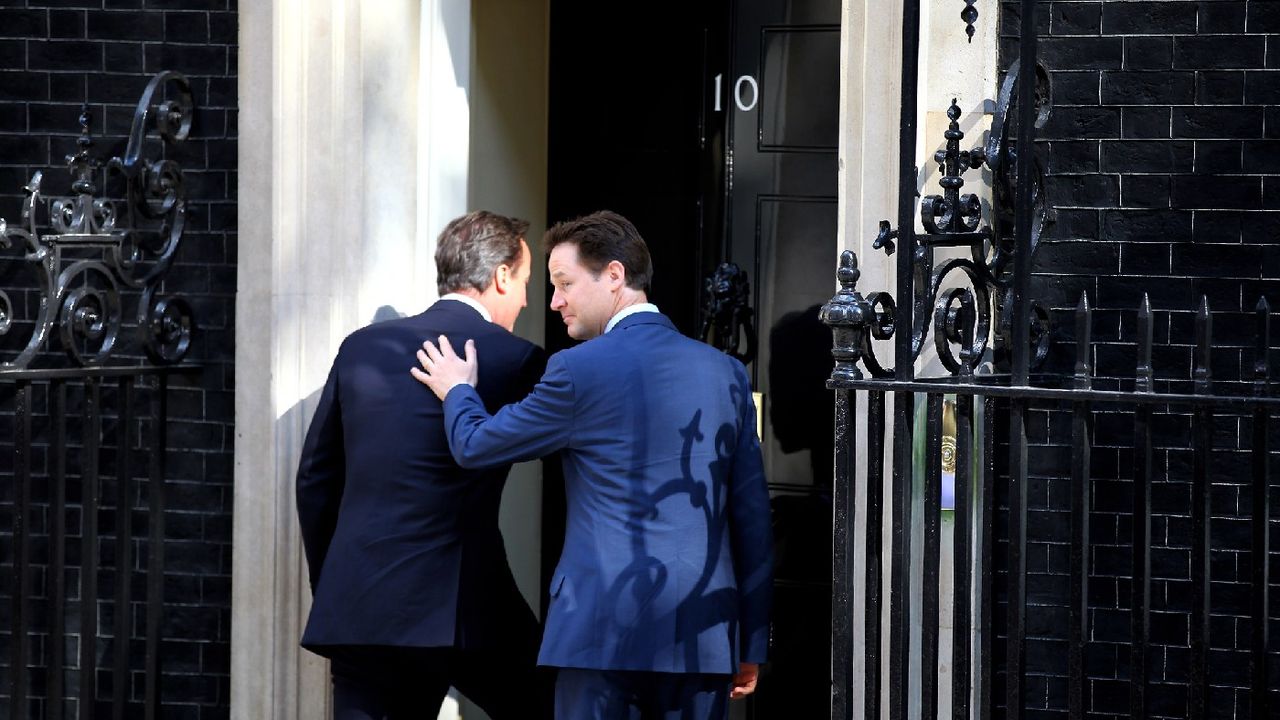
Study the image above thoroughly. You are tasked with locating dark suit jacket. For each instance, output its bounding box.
[297,299,546,653]
[442,312,773,674]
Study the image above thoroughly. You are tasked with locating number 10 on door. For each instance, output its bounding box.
[713,73,758,112]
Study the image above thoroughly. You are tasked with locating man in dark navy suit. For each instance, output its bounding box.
[412,211,774,720]
[296,211,552,719]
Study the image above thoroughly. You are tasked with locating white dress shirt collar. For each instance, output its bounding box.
[605,303,660,334]
[439,293,492,323]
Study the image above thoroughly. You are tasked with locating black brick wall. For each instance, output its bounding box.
[996,2,1279,718]
[0,2,236,719]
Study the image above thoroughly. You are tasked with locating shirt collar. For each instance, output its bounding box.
[605,303,660,334]
[439,293,492,323]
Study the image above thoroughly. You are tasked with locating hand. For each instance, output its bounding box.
[730,662,759,699]
[410,335,478,400]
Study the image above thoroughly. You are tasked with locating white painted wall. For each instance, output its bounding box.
[234,1,474,718]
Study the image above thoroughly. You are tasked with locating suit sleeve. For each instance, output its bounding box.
[295,362,345,592]
[443,351,575,469]
[728,365,774,664]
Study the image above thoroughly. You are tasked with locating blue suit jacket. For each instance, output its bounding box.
[443,311,773,674]
[297,299,545,653]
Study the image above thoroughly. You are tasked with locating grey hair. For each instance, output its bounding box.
[435,211,529,295]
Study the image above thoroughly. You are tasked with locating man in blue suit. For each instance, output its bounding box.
[296,211,552,719]
[412,211,774,720]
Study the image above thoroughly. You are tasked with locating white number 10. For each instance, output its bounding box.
[713,73,759,112]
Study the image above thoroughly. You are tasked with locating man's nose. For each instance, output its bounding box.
[550,290,564,310]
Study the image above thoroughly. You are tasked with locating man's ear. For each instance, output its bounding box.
[606,260,627,290]
[494,263,513,294]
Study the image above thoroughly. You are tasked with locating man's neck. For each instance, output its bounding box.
[608,290,647,319]
[441,290,494,323]
[603,293,657,335]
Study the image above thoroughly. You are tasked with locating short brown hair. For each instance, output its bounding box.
[435,211,529,295]
[543,210,653,292]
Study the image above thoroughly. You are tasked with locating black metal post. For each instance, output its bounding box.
[952,394,974,720]
[1007,0,1040,715]
[926,392,947,717]
[922,395,943,720]
[891,0,922,710]
[1130,296,1154,720]
[979,396,996,718]
[832,387,855,720]
[50,380,68,720]
[823,251,870,720]
[1069,293,1092,720]
[1250,297,1271,718]
[144,374,168,720]
[113,377,135,719]
[10,381,32,720]
[80,378,102,720]
[890,389,915,720]
[1189,297,1212,720]
[1006,398,1029,720]
[865,391,886,720]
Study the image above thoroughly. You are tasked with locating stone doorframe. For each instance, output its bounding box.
[233,1,472,717]
[231,0,993,716]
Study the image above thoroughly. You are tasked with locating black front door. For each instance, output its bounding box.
[546,2,840,715]
[721,1,840,717]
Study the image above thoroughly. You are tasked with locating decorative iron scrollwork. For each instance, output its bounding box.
[834,59,1053,378]
[700,262,757,366]
[0,71,196,368]
[986,58,1053,266]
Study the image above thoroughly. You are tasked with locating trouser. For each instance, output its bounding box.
[554,667,732,720]
[328,644,553,720]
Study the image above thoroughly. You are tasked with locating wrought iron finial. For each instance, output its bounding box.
[67,103,100,195]
[0,72,196,369]
[837,250,860,287]
[1255,296,1271,396]
[1074,292,1092,389]
[962,0,979,42]
[700,262,756,366]
[1194,296,1212,394]
[921,99,987,241]
[821,251,872,382]
[1135,294,1154,394]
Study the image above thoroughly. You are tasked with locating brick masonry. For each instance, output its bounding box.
[0,2,236,719]
[996,2,1279,718]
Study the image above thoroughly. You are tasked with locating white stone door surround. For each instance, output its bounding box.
[233,1,471,717]
[230,0,994,716]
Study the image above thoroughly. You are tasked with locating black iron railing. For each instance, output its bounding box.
[824,268,1275,719]
[821,0,1276,718]
[3,366,195,720]
[1,70,200,720]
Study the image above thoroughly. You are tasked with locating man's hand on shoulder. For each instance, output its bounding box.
[730,662,759,699]
[410,335,479,400]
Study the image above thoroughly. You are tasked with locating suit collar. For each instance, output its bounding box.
[605,303,660,334]
[436,295,492,323]
[610,310,676,333]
